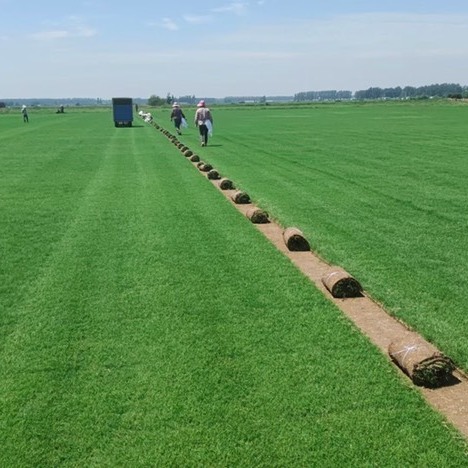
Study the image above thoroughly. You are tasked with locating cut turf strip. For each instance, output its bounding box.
[322,269,363,298]
[283,227,311,252]
[219,177,235,190]
[389,337,456,388]
[245,207,270,224]
[231,190,251,204]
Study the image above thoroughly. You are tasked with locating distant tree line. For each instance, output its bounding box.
[176,95,198,104]
[294,90,352,101]
[354,83,466,100]
[147,95,166,106]
[293,83,468,102]
[147,94,201,106]
[222,95,293,104]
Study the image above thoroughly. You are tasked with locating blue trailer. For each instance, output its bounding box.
[112,97,133,127]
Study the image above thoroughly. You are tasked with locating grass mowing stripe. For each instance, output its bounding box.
[1,111,467,465]
[167,102,468,373]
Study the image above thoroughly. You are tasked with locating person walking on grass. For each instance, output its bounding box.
[170,102,186,135]
[194,100,213,147]
[21,105,29,123]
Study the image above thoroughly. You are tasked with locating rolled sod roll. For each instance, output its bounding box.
[190,154,200,162]
[388,338,455,387]
[200,163,213,172]
[207,169,220,180]
[283,227,310,251]
[219,178,234,190]
[321,270,362,298]
[184,150,193,157]
[231,191,251,204]
[246,208,270,224]
[196,161,205,168]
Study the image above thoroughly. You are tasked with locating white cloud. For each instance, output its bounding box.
[30,16,97,41]
[75,26,97,37]
[161,17,179,31]
[211,2,248,15]
[183,14,213,24]
[31,30,70,40]
[30,27,97,41]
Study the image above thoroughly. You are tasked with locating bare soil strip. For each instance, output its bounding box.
[204,172,468,440]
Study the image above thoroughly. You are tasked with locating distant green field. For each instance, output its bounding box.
[161,100,468,373]
[1,108,467,466]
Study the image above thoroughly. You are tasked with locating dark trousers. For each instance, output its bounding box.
[173,117,182,129]
[199,124,208,145]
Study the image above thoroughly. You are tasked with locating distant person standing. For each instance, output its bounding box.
[170,102,186,135]
[21,105,29,123]
[194,100,213,146]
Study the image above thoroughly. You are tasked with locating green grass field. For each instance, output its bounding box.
[164,100,468,373]
[1,107,467,466]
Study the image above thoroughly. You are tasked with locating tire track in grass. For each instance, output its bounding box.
[0,124,200,463]
[0,129,136,462]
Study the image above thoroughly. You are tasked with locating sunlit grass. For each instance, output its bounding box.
[0,109,467,466]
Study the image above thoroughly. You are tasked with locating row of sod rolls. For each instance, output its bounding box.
[145,117,458,388]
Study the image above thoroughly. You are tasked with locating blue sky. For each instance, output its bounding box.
[2,0,468,98]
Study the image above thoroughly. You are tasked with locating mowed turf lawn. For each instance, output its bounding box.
[166,101,468,373]
[1,109,467,466]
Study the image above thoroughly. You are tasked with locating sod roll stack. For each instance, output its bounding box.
[388,337,456,387]
[322,270,363,298]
